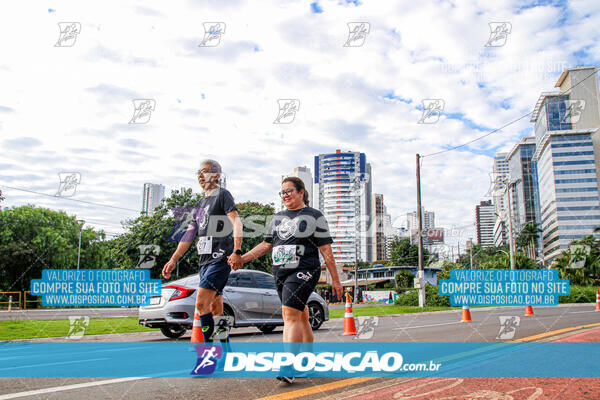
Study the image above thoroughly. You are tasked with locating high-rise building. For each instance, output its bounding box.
[279,166,313,211]
[314,149,373,266]
[492,152,510,246]
[372,193,386,261]
[406,207,435,232]
[407,207,443,251]
[383,214,398,259]
[475,200,495,247]
[531,65,600,264]
[142,183,165,216]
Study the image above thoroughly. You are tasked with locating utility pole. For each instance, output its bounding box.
[504,180,517,270]
[415,154,426,307]
[354,177,360,303]
[468,239,474,269]
[76,219,85,270]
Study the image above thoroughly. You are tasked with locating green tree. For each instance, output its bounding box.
[553,235,600,286]
[456,244,537,269]
[109,190,276,279]
[108,188,203,280]
[236,201,275,273]
[0,205,108,291]
[389,238,429,265]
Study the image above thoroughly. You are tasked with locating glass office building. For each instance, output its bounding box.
[531,66,600,264]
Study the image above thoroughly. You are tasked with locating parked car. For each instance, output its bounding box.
[139,269,329,339]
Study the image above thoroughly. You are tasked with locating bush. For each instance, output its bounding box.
[559,285,598,303]
[395,284,450,307]
[394,270,414,293]
[383,281,396,289]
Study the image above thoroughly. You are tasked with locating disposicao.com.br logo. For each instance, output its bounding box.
[191,344,441,377]
[223,351,441,373]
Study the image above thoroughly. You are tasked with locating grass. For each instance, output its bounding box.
[329,305,456,318]
[0,317,156,340]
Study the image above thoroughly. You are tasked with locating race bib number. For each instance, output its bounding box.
[196,236,213,255]
[272,245,298,266]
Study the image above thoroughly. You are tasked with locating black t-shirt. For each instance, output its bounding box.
[180,188,237,266]
[264,206,333,276]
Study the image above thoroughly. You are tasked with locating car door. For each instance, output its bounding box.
[252,272,283,321]
[223,272,263,322]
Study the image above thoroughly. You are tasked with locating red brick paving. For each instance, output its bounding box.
[343,328,600,399]
[552,327,600,343]
[344,377,600,399]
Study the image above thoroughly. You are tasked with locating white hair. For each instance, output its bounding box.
[199,159,222,174]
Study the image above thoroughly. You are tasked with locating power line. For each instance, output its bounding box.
[422,67,600,158]
[0,184,140,213]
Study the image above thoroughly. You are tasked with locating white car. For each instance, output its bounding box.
[139,269,329,339]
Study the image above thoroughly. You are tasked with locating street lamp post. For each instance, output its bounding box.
[76,219,85,270]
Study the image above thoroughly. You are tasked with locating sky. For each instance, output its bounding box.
[1,0,599,253]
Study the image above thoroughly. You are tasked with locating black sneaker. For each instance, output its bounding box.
[276,376,295,384]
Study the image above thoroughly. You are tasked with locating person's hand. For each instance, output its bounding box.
[331,280,343,300]
[228,253,243,270]
[162,259,176,280]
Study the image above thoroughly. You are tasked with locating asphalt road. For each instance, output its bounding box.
[0,308,139,321]
[1,303,599,400]
[0,303,387,321]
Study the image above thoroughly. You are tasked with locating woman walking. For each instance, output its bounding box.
[234,176,343,383]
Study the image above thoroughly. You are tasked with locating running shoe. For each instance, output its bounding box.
[276,376,295,384]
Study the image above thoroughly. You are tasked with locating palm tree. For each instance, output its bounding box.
[516,223,542,258]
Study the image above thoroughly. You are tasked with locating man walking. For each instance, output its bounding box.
[162,159,243,342]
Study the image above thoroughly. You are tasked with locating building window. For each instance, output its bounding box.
[546,96,572,131]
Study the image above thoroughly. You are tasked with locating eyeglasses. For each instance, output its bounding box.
[279,188,295,197]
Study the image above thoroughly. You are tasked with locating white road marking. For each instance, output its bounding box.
[0,358,110,371]
[0,377,151,400]
[571,310,598,314]
[391,321,464,330]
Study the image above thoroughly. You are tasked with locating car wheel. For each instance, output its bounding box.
[257,325,277,333]
[160,325,186,339]
[222,305,235,326]
[308,302,323,330]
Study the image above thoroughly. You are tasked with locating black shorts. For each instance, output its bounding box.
[275,269,320,312]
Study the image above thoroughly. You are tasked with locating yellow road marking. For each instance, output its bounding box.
[255,377,376,400]
[511,322,600,342]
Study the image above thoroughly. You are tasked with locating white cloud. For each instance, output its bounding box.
[0,0,598,252]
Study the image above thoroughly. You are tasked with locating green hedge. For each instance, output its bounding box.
[559,285,598,304]
[395,284,450,307]
[395,284,598,306]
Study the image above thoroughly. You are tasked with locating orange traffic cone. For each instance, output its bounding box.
[524,305,535,316]
[461,305,472,323]
[342,293,357,335]
[595,290,600,312]
[191,308,205,343]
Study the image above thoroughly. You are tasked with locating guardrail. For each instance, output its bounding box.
[0,291,22,310]
[23,291,40,310]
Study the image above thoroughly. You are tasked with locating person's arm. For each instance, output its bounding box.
[318,243,343,299]
[240,241,273,264]
[226,209,243,270]
[162,241,193,279]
